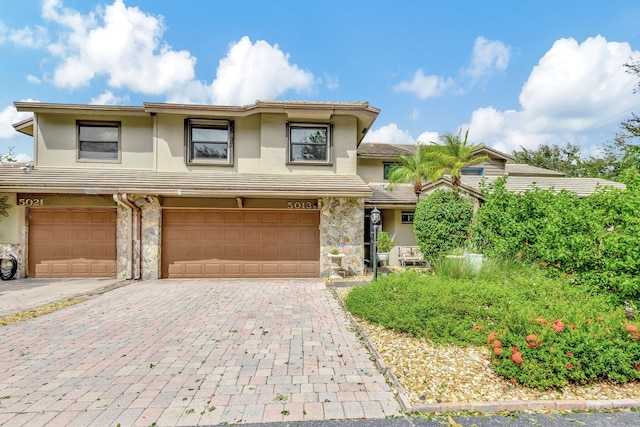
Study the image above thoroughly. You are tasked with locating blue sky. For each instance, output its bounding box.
[1,0,640,162]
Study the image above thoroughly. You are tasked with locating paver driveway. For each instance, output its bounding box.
[0,279,400,426]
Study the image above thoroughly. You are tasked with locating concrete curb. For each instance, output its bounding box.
[331,286,640,415]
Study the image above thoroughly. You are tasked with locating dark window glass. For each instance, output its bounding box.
[461,167,484,176]
[78,124,119,160]
[384,162,401,180]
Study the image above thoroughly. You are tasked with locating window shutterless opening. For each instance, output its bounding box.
[186,119,234,165]
[77,121,120,162]
[287,123,332,164]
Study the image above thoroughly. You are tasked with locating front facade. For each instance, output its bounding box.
[0,101,379,279]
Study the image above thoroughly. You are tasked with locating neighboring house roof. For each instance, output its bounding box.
[505,163,566,177]
[421,178,485,201]
[461,175,626,198]
[366,184,417,208]
[357,143,414,159]
[0,165,373,198]
[473,145,516,162]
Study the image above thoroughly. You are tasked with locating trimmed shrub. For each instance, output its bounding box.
[414,189,474,262]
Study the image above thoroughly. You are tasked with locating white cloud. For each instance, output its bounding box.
[16,153,33,163]
[26,75,42,84]
[467,36,639,154]
[90,91,129,105]
[394,69,455,99]
[324,72,339,90]
[416,131,440,144]
[395,36,510,99]
[43,0,196,95]
[0,105,32,139]
[363,123,416,145]
[209,36,314,105]
[464,36,510,82]
[0,21,49,48]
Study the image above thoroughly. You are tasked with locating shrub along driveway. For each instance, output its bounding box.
[0,279,399,426]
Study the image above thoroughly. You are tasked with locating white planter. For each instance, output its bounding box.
[329,253,345,279]
[377,252,389,263]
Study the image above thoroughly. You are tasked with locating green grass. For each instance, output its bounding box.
[344,260,623,347]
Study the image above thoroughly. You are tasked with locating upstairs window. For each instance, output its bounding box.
[383,162,401,180]
[288,124,331,164]
[187,119,233,165]
[461,167,484,176]
[78,121,120,161]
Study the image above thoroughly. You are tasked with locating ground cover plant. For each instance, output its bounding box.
[344,263,640,389]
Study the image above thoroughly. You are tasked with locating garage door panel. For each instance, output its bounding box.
[29,208,116,278]
[162,209,320,278]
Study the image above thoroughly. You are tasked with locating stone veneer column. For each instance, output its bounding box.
[115,204,132,280]
[138,196,161,280]
[319,197,365,277]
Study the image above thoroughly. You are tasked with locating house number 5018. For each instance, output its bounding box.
[18,198,44,206]
[287,201,317,209]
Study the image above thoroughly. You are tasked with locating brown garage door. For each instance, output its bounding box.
[28,208,117,277]
[162,209,320,278]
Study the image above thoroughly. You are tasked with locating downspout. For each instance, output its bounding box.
[113,194,133,280]
[121,194,142,280]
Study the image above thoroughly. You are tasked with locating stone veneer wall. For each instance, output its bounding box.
[319,197,365,277]
[0,244,25,279]
[137,196,161,280]
[115,204,132,280]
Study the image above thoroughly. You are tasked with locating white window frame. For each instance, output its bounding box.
[186,118,234,165]
[287,123,332,164]
[77,121,121,163]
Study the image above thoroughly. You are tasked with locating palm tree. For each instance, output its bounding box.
[425,129,488,190]
[387,144,438,201]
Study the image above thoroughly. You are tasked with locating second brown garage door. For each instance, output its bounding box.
[28,208,117,277]
[162,209,320,278]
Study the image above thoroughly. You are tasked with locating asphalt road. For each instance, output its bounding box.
[209,411,640,426]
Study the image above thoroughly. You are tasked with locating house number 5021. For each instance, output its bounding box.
[18,198,44,206]
[287,201,317,209]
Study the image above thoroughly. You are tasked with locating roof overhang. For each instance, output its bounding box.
[14,100,380,144]
[12,117,34,136]
[0,165,373,199]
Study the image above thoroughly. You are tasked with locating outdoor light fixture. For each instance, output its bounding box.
[370,207,381,281]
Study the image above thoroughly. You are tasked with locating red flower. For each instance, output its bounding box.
[552,320,565,332]
[536,341,542,347]
[566,363,573,369]
[494,347,503,356]
[487,333,496,345]
[474,325,484,331]
[569,323,577,330]
[526,334,538,342]
[635,365,640,370]
[597,316,604,322]
[535,317,548,325]
[626,324,639,335]
[493,340,502,348]
[510,346,519,354]
[511,351,523,365]
[566,352,573,358]
[528,342,536,348]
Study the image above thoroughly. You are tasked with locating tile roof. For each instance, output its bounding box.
[365,184,417,207]
[505,163,566,177]
[461,175,626,198]
[0,165,372,198]
[357,143,415,158]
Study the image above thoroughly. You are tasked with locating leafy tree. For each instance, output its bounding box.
[0,147,16,164]
[424,129,489,189]
[387,144,438,201]
[414,189,474,262]
[622,59,640,139]
[512,143,585,177]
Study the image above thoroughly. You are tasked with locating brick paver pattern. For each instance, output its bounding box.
[0,279,400,426]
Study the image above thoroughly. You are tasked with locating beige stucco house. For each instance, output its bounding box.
[0,101,627,279]
[1,101,379,280]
